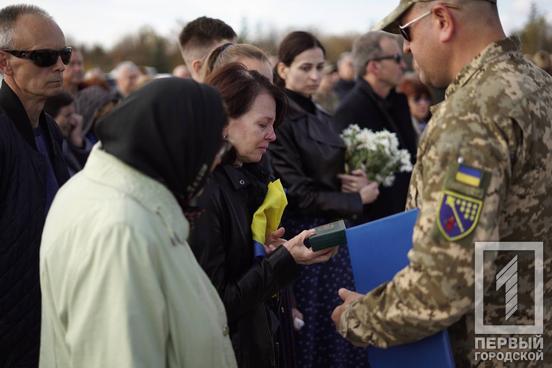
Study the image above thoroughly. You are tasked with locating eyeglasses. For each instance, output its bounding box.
[1,47,72,67]
[399,3,461,42]
[370,53,403,64]
[398,10,432,42]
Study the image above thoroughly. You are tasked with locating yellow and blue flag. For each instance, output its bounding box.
[251,179,287,258]
[455,164,482,187]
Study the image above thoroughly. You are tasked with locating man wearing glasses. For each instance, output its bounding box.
[0,5,70,367]
[334,31,418,225]
[332,0,552,366]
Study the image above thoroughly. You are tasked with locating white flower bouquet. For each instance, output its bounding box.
[340,124,413,187]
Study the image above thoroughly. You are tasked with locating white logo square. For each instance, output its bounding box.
[474,242,543,335]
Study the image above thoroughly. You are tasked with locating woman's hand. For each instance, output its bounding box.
[283,229,338,265]
[264,227,286,255]
[359,182,379,204]
[338,169,369,193]
[338,170,379,204]
[292,308,305,330]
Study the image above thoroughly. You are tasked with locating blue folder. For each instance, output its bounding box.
[346,209,455,368]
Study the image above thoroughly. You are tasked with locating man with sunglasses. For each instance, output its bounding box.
[334,31,418,225]
[0,5,70,367]
[332,0,552,366]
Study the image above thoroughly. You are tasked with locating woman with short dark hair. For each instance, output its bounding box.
[399,78,432,137]
[189,63,336,368]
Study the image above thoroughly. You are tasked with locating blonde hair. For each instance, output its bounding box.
[201,43,270,81]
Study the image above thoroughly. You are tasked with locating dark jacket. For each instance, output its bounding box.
[63,138,93,176]
[189,163,299,368]
[269,95,364,221]
[334,78,418,223]
[333,79,355,101]
[0,82,69,367]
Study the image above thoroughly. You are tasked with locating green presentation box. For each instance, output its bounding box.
[304,219,347,251]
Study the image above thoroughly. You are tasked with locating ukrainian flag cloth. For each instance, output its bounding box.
[455,164,482,187]
[251,179,288,258]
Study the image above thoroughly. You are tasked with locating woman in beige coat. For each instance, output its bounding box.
[39,78,237,367]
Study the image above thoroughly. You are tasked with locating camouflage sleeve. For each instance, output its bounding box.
[339,114,512,347]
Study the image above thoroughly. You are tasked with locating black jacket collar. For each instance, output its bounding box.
[0,81,71,185]
[0,81,50,151]
[284,89,316,115]
[356,78,396,107]
[285,92,330,122]
[222,164,253,191]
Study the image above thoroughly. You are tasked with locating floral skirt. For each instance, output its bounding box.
[283,215,370,368]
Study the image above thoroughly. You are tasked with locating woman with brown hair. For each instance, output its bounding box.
[189,63,336,368]
[399,77,432,138]
[270,31,377,368]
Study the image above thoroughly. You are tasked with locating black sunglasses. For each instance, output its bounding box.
[2,47,72,67]
[370,54,403,64]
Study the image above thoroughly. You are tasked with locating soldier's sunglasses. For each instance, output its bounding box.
[398,10,431,42]
[370,54,403,64]
[398,3,461,42]
[1,47,72,67]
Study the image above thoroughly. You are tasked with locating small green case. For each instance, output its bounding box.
[304,219,347,251]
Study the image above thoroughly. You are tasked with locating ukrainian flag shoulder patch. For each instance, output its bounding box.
[437,161,491,241]
[455,164,482,187]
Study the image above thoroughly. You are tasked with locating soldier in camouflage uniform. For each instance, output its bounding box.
[331,0,552,366]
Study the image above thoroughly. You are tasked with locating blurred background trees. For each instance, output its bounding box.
[75,1,551,75]
[514,3,552,54]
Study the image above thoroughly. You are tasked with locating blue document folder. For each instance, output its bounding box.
[346,209,455,368]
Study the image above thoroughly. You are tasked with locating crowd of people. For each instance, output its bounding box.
[0,1,551,367]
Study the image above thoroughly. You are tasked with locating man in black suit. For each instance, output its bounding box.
[334,31,418,224]
[0,5,70,366]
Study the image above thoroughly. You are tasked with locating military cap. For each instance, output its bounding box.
[374,0,497,34]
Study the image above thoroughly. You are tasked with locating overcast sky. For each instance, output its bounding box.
[20,0,552,48]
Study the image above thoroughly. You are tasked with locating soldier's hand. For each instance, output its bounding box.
[331,288,364,330]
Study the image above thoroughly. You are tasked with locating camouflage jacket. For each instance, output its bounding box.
[339,37,552,367]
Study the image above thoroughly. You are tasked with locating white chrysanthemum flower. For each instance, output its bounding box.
[340,126,412,187]
[383,176,395,187]
[399,150,413,172]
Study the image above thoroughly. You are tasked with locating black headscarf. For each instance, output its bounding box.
[96,78,227,206]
